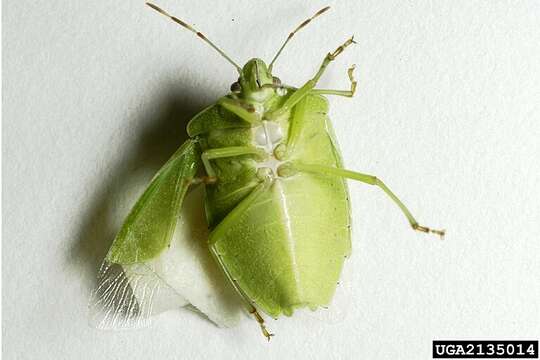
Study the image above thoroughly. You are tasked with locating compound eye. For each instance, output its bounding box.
[272,76,282,87]
[230,82,241,93]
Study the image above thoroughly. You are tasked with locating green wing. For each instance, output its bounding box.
[90,138,246,330]
[106,139,201,264]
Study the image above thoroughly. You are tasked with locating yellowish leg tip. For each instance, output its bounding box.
[264,331,275,342]
[434,229,446,240]
[348,65,356,78]
[412,224,445,240]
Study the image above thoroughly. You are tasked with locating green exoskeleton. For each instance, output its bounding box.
[89,3,444,340]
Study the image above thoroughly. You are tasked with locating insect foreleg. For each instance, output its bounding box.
[201,146,267,178]
[283,162,445,238]
[266,37,355,119]
[312,36,356,83]
[218,97,261,124]
[311,65,357,97]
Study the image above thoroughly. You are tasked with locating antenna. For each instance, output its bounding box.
[268,6,331,72]
[146,3,242,73]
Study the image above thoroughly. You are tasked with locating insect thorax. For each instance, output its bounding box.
[197,90,293,227]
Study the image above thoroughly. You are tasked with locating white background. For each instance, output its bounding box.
[3,1,540,359]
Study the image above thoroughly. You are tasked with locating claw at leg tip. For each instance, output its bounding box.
[434,229,446,240]
[412,223,445,240]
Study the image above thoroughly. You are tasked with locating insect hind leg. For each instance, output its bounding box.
[283,162,445,238]
[207,180,276,340]
[250,306,274,341]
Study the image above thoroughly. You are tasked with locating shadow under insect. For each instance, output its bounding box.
[70,81,243,327]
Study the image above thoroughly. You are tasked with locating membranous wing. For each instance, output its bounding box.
[89,139,243,329]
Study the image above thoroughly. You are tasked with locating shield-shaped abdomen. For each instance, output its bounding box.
[208,94,352,318]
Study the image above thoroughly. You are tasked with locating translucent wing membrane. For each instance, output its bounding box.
[89,139,244,330]
[89,261,187,329]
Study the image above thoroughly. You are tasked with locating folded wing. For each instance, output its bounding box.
[89,139,244,329]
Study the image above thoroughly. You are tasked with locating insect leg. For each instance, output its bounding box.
[218,97,261,124]
[312,37,356,83]
[201,146,266,178]
[208,180,275,340]
[250,306,274,341]
[311,65,357,97]
[189,176,217,185]
[283,162,445,238]
[266,37,356,119]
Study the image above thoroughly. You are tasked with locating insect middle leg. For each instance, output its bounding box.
[201,146,266,179]
[283,162,445,237]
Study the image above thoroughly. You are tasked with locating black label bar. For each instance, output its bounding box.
[433,340,538,358]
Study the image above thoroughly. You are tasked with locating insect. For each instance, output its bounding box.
[90,3,445,340]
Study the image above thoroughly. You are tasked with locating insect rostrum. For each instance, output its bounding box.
[91,3,445,341]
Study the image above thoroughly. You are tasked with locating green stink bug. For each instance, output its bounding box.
[90,3,444,340]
